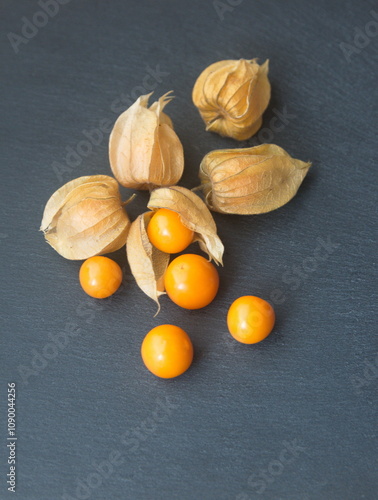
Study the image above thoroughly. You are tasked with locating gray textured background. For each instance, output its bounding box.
[1,1,377,499]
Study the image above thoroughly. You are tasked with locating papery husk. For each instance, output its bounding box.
[126,212,170,312]
[192,59,271,141]
[40,175,131,260]
[109,92,184,190]
[148,186,224,265]
[199,144,311,215]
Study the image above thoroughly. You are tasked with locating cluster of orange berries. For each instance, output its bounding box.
[79,208,275,379]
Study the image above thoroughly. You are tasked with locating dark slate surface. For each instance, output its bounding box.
[1,1,377,499]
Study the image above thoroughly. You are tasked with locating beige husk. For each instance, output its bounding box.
[40,175,131,260]
[126,212,170,312]
[199,144,311,214]
[109,91,184,190]
[148,186,224,265]
[192,59,271,141]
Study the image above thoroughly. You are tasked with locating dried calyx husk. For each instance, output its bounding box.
[126,212,170,314]
[192,58,271,141]
[126,186,224,311]
[199,144,311,215]
[148,186,224,265]
[40,175,132,260]
[109,91,184,190]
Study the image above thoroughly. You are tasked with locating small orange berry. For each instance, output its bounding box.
[147,208,194,254]
[79,256,122,299]
[164,254,219,309]
[141,324,194,378]
[227,296,275,344]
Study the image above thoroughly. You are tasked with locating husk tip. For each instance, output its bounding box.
[153,303,161,317]
[159,90,175,107]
